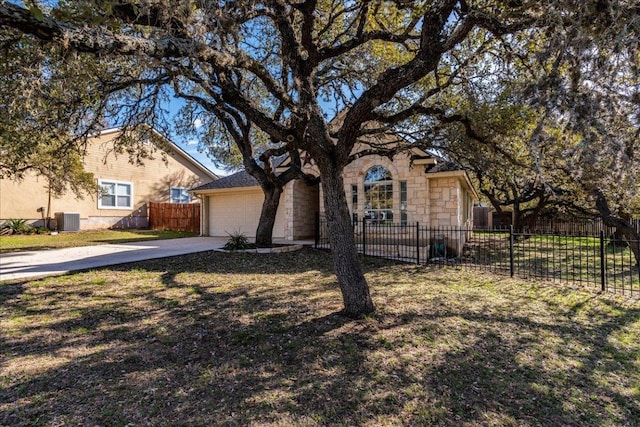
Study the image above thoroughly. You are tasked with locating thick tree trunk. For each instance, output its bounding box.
[512,203,523,233]
[521,202,547,233]
[595,192,640,266]
[610,227,629,249]
[320,167,375,318]
[255,185,282,247]
[481,189,511,230]
[608,222,640,266]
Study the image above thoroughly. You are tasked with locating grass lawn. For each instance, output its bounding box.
[0,229,198,253]
[1,249,639,426]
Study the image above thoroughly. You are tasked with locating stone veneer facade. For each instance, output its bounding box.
[282,179,320,240]
[314,152,475,229]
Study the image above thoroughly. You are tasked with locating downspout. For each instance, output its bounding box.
[425,178,431,227]
[201,193,207,237]
[194,192,205,237]
[457,180,462,227]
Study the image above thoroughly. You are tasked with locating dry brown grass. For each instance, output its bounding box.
[1,249,639,426]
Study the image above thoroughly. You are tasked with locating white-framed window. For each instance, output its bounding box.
[98,179,133,209]
[364,166,394,224]
[170,187,191,204]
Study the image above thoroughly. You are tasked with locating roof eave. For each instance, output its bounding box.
[425,170,479,200]
[189,185,261,195]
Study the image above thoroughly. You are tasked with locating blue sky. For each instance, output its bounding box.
[157,98,231,177]
[171,124,230,177]
[165,97,344,179]
[184,147,229,177]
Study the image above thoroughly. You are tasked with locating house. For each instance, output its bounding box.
[190,146,478,245]
[0,128,217,230]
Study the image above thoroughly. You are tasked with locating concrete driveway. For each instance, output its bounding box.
[0,237,228,282]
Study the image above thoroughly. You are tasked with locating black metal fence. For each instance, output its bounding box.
[315,217,640,297]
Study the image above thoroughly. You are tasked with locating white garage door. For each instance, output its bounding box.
[208,190,286,238]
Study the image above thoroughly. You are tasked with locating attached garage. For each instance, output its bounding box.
[190,171,294,239]
[207,187,286,238]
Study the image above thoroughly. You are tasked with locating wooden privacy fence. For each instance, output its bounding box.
[149,202,200,233]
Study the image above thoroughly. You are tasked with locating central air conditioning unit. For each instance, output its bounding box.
[55,212,81,232]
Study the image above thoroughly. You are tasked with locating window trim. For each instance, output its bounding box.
[400,180,408,225]
[363,166,394,224]
[351,184,358,223]
[98,179,134,210]
[170,186,192,204]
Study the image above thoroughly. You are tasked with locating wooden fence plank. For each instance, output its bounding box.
[149,202,200,233]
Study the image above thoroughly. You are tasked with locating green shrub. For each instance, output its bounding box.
[223,230,255,250]
[33,226,49,235]
[4,219,32,235]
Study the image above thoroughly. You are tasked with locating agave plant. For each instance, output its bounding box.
[223,229,254,251]
[3,218,32,235]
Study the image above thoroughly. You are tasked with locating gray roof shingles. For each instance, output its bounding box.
[190,170,258,191]
[425,160,462,173]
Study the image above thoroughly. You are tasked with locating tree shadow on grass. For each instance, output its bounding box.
[0,282,24,304]
[422,331,568,425]
[1,297,359,425]
[376,300,640,426]
[2,250,639,426]
[109,247,339,275]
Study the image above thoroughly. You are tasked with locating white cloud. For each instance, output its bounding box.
[193,118,203,129]
[186,139,198,146]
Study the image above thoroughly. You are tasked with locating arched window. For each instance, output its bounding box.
[364,166,393,223]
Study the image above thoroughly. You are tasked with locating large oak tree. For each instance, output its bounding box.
[2,0,638,316]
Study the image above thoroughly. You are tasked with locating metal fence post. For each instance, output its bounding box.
[416,222,420,265]
[600,230,606,292]
[314,212,320,249]
[362,218,367,257]
[509,225,515,278]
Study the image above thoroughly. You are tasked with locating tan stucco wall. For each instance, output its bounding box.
[207,188,286,239]
[0,131,213,229]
